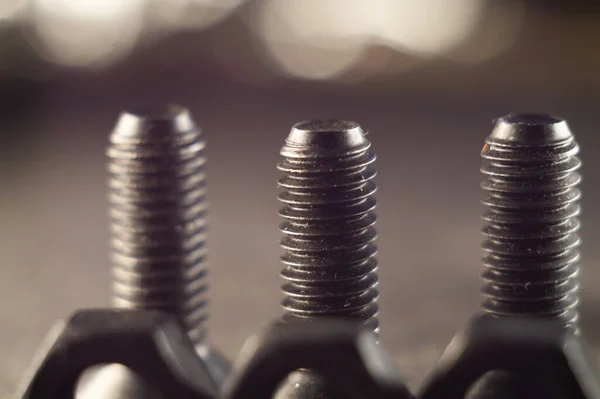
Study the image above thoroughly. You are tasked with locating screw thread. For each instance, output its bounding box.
[277,120,380,334]
[107,105,209,344]
[480,114,581,330]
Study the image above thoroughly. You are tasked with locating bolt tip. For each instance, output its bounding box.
[293,120,359,133]
[488,113,573,145]
[123,104,187,119]
[283,120,368,157]
[112,104,196,138]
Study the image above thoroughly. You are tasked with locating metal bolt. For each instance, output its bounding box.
[480,113,581,330]
[108,105,229,383]
[274,120,380,398]
[78,105,228,399]
[108,105,209,343]
[467,114,582,399]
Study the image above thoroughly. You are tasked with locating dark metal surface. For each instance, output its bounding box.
[275,120,381,398]
[462,114,584,399]
[11,308,600,399]
[13,309,217,399]
[108,105,211,344]
[4,102,598,399]
[418,314,600,399]
[105,106,230,389]
[76,364,165,399]
[7,113,600,399]
[278,120,380,333]
[480,114,581,329]
[222,320,414,399]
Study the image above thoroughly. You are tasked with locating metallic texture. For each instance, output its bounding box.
[480,114,581,330]
[277,120,380,334]
[107,105,209,344]
[101,106,229,394]
[418,314,600,399]
[14,309,217,399]
[222,320,414,399]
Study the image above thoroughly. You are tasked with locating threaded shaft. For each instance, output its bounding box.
[277,120,379,335]
[107,105,209,344]
[480,114,581,330]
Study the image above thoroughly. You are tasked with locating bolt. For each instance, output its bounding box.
[480,113,581,330]
[108,105,210,342]
[274,120,380,399]
[78,105,228,399]
[468,113,582,399]
[108,105,229,381]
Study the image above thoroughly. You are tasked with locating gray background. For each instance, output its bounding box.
[1,0,600,394]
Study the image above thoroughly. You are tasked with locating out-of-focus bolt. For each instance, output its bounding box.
[274,120,380,399]
[108,105,210,343]
[78,105,229,399]
[468,113,582,399]
[108,105,230,383]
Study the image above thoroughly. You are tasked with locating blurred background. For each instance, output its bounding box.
[1,0,600,394]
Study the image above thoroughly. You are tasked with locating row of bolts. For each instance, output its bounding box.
[77,108,581,398]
